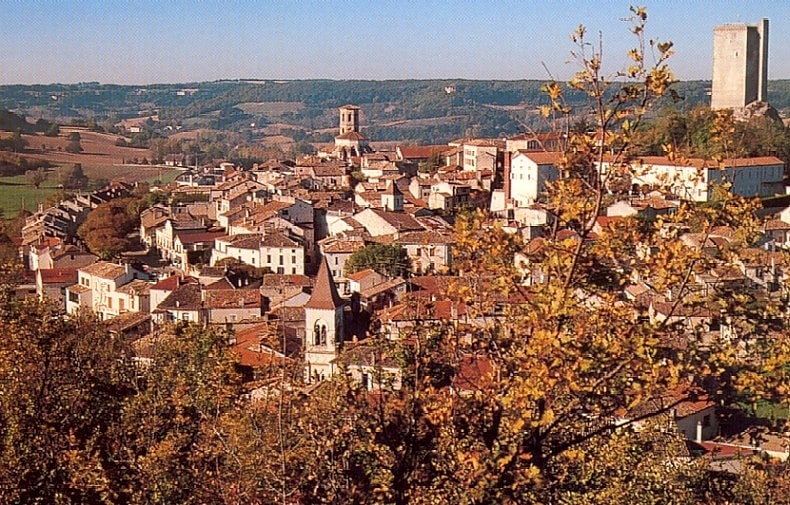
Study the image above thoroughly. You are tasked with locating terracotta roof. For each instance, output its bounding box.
[115,279,152,295]
[368,209,423,232]
[261,231,300,248]
[38,268,77,284]
[305,257,343,310]
[346,268,377,282]
[396,230,455,245]
[313,165,347,177]
[262,274,312,288]
[33,237,62,252]
[203,288,261,309]
[105,311,151,333]
[514,150,563,165]
[68,284,91,294]
[320,235,366,254]
[150,275,198,291]
[176,230,226,245]
[382,181,402,196]
[81,261,127,280]
[397,145,451,160]
[765,219,790,231]
[158,284,203,310]
[453,354,495,393]
[611,155,784,169]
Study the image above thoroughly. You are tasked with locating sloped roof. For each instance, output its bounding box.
[39,268,77,285]
[81,261,127,280]
[304,257,343,310]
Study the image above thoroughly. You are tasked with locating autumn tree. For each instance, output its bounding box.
[77,197,141,259]
[0,293,135,504]
[278,8,790,503]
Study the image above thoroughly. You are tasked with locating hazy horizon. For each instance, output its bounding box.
[2,1,789,86]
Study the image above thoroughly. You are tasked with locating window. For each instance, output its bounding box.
[314,321,327,346]
[279,256,284,265]
[361,372,370,390]
[107,298,113,309]
[703,414,711,427]
[267,254,271,263]
[181,313,190,321]
[291,256,296,264]
[119,299,125,311]
[68,291,79,303]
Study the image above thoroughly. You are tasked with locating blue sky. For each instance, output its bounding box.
[1,1,789,84]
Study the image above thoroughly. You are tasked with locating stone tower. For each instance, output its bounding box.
[338,104,360,135]
[304,256,345,382]
[711,18,769,110]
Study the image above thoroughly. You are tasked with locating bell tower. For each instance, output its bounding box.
[304,257,345,382]
[338,104,360,135]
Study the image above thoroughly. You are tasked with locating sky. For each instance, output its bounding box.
[2,1,789,85]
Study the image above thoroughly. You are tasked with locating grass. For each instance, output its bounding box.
[0,174,61,218]
[0,166,180,219]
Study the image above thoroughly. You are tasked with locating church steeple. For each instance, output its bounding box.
[304,256,345,382]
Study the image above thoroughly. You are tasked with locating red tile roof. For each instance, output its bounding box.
[38,268,77,284]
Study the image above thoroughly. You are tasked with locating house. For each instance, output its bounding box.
[352,208,425,237]
[65,261,145,319]
[459,138,504,173]
[153,282,203,325]
[212,231,305,275]
[508,151,561,207]
[172,229,227,267]
[347,268,408,313]
[333,341,402,391]
[396,230,454,274]
[318,234,366,282]
[149,274,199,313]
[36,268,77,308]
[506,132,566,152]
[618,386,719,443]
[599,155,785,202]
[202,279,264,324]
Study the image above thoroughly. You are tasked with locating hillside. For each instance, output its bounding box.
[0,80,727,145]
[4,79,790,146]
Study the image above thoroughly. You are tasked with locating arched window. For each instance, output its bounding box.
[314,320,327,346]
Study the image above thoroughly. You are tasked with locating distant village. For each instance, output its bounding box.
[14,17,790,466]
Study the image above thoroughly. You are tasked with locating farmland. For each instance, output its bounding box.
[0,129,178,218]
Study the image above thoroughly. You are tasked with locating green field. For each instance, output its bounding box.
[0,174,62,218]
[0,167,180,220]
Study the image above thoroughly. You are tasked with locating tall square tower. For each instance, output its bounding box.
[711,18,768,110]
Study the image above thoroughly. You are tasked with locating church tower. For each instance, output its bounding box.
[338,104,360,135]
[304,256,345,382]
